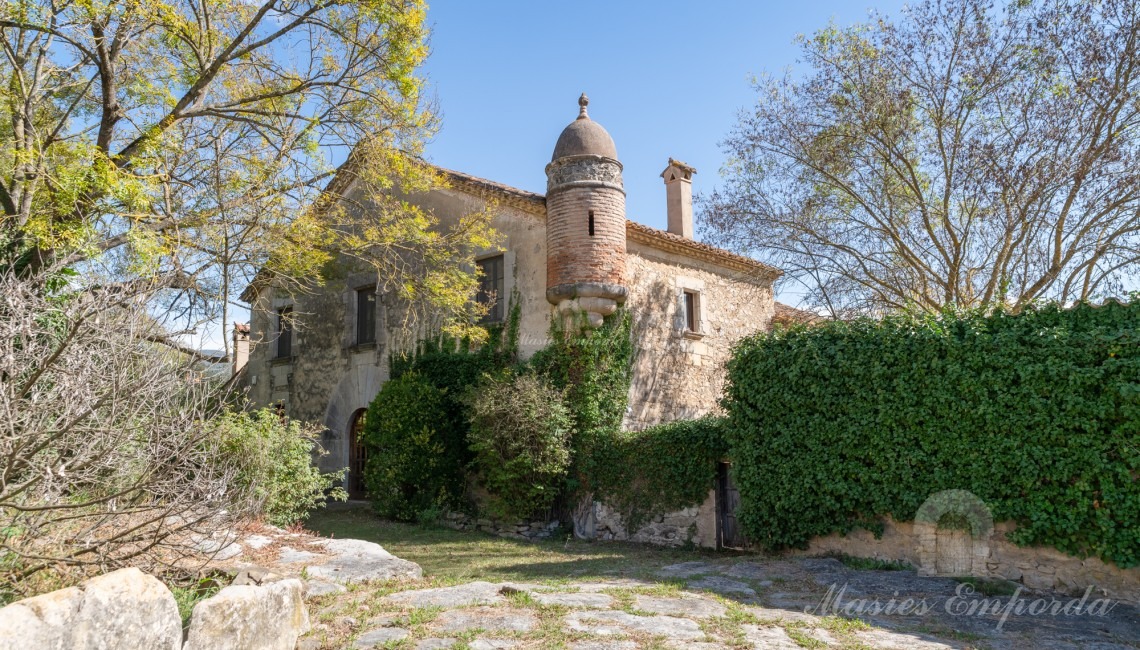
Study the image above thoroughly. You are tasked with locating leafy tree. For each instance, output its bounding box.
[703,0,1140,316]
[0,0,495,351]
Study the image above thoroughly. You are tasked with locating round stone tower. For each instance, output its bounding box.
[545,94,628,328]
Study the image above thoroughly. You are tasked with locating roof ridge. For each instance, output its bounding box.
[437,166,782,278]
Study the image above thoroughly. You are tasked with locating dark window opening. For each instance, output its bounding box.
[276,307,293,358]
[588,211,595,236]
[356,286,376,345]
[684,290,698,333]
[348,408,369,500]
[477,255,505,323]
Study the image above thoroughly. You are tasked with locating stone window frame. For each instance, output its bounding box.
[674,276,706,339]
[474,250,515,324]
[354,284,378,346]
[343,273,382,353]
[273,305,294,360]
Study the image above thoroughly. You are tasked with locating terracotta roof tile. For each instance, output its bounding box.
[240,161,785,301]
[773,302,824,326]
[440,167,782,279]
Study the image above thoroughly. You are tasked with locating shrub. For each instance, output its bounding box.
[377,306,522,517]
[595,417,728,529]
[216,409,347,526]
[467,373,574,520]
[362,373,465,521]
[0,266,241,598]
[724,302,1140,567]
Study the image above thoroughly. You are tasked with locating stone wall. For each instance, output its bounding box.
[595,490,719,549]
[446,490,720,550]
[624,246,774,429]
[443,512,562,541]
[241,179,778,472]
[240,185,553,475]
[797,517,1140,605]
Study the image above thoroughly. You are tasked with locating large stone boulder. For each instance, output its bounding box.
[304,538,422,583]
[0,567,181,650]
[183,578,309,650]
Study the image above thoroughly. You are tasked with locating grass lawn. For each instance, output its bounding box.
[305,504,741,585]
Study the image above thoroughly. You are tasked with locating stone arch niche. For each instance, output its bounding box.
[321,365,384,475]
[914,489,994,577]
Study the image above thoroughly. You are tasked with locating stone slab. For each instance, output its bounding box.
[307,538,423,583]
[687,576,757,598]
[415,640,457,649]
[354,627,409,648]
[564,610,705,640]
[468,641,519,650]
[633,594,726,619]
[385,582,506,608]
[184,578,310,650]
[852,629,960,649]
[534,592,614,609]
[656,561,717,579]
[722,563,777,582]
[742,625,803,649]
[433,607,538,633]
[0,568,182,650]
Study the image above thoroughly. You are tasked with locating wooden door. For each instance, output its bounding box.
[718,462,746,549]
[348,409,369,500]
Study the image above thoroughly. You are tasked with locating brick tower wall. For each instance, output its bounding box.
[546,185,626,292]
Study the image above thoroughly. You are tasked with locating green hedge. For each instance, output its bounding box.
[596,416,728,529]
[724,302,1140,567]
[361,373,465,521]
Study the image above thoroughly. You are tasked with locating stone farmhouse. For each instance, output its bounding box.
[236,94,805,502]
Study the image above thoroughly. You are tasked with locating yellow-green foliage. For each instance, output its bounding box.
[2,0,494,336]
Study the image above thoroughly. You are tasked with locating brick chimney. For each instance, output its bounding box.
[661,158,696,239]
[232,322,250,377]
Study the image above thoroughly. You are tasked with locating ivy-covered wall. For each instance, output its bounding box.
[724,302,1140,568]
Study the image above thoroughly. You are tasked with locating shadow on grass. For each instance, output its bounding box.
[305,504,735,585]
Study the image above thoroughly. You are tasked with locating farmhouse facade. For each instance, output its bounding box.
[237,95,789,493]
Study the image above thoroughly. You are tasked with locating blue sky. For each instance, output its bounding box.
[419,1,909,231]
[200,1,909,350]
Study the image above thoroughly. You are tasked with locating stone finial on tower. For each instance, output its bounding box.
[545,95,628,328]
[661,158,697,239]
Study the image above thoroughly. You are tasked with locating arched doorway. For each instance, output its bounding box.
[348,408,369,500]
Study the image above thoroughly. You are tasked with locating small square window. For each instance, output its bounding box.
[477,255,505,323]
[683,290,700,333]
[356,287,376,345]
[276,307,293,358]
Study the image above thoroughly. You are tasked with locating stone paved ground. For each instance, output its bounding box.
[295,553,1139,649]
